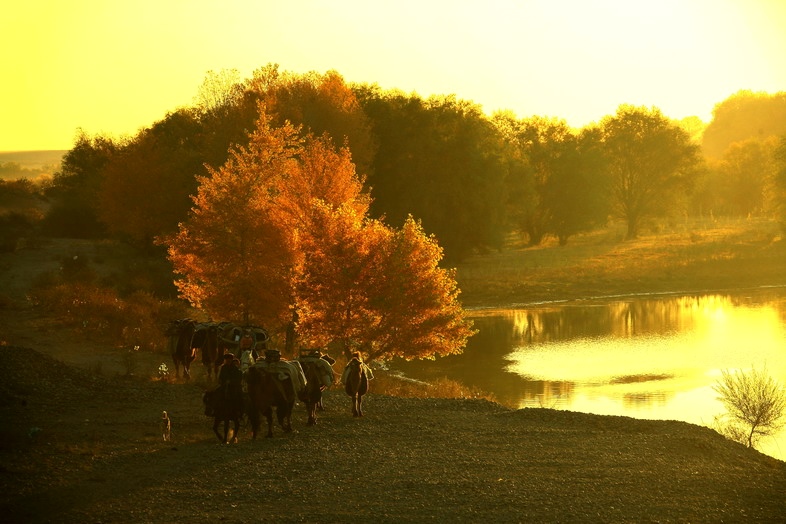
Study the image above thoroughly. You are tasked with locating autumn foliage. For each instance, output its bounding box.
[166,107,475,361]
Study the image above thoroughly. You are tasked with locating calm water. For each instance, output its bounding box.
[393,288,786,461]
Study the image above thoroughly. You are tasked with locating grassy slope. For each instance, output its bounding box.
[455,217,786,308]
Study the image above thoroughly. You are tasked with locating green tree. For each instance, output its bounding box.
[599,105,701,239]
[714,137,778,217]
[491,111,538,241]
[492,115,607,245]
[97,69,258,250]
[193,68,244,116]
[356,86,508,260]
[713,367,786,449]
[44,132,119,237]
[774,135,786,230]
[97,110,206,247]
[702,90,786,160]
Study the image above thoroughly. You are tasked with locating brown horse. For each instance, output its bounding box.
[344,354,369,417]
[202,386,244,443]
[245,365,295,438]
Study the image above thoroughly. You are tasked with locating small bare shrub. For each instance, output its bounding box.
[713,367,786,449]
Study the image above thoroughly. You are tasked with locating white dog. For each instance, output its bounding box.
[161,411,171,442]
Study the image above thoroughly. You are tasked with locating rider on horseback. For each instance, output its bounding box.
[239,331,256,371]
[218,353,243,403]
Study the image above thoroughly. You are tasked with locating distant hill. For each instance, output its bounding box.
[0,150,67,171]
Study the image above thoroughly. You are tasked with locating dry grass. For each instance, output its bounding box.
[372,371,497,402]
[455,217,786,307]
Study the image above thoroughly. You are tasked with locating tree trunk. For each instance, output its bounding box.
[626,215,639,240]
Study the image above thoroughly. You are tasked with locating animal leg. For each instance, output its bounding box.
[212,419,223,442]
[248,409,260,439]
[265,409,274,438]
[351,395,360,417]
[231,418,239,444]
[223,419,231,444]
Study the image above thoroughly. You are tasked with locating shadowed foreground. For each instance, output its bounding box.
[1,345,784,523]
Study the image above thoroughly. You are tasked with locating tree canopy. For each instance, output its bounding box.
[702,90,786,159]
[493,114,608,245]
[599,105,701,239]
[167,108,474,361]
[39,65,786,265]
[356,87,509,260]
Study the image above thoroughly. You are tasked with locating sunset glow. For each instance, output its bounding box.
[3,0,786,151]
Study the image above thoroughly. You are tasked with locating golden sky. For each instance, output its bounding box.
[3,0,786,151]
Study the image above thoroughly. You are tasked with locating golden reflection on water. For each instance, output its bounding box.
[501,293,786,460]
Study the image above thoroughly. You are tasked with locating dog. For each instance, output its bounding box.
[161,411,171,442]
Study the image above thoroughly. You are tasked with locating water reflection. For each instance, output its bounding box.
[393,289,786,461]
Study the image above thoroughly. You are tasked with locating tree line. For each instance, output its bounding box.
[30,69,786,258]
[3,66,786,359]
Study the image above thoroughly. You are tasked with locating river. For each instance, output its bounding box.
[392,287,786,461]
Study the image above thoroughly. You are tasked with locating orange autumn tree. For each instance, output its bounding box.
[270,132,370,351]
[167,108,368,335]
[295,202,476,361]
[166,111,302,326]
[275,132,370,230]
[293,201,388,352]
[362,216,476,362]
[168,107,474,361]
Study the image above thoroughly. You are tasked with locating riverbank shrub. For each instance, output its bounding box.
[713,367,786,449]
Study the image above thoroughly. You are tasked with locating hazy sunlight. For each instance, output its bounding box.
[3,0,786,151]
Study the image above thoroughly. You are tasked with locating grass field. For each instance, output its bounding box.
[455,216,786,307]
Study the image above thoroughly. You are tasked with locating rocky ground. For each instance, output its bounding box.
[1,237,786,522]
